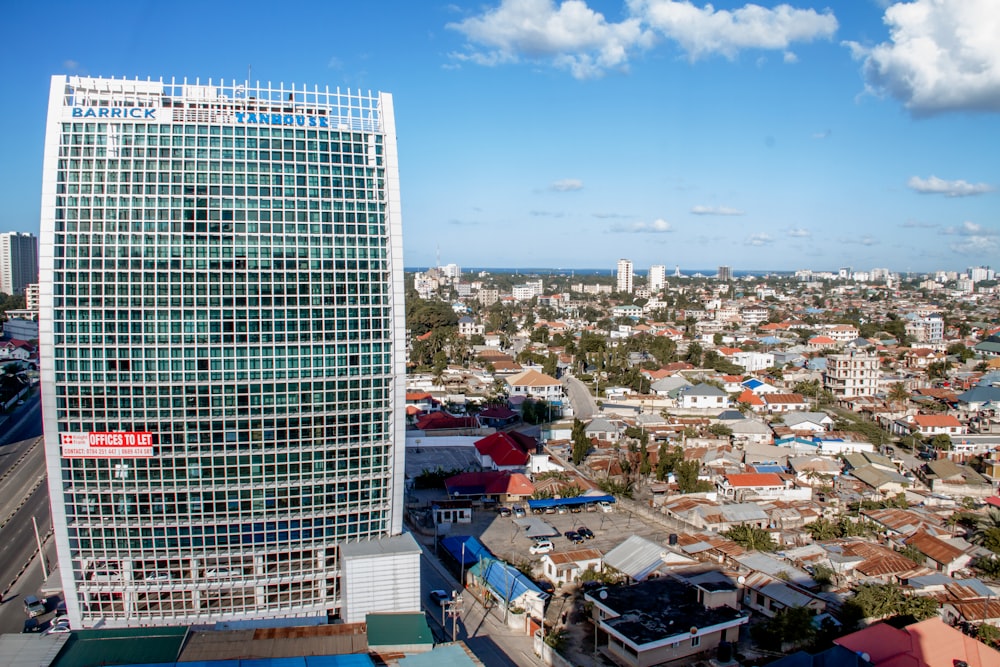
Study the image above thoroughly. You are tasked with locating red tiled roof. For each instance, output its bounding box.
[724,473,785,488]
[737,389,765,406]
[474,432,529,466]
[913,414,962,428]
[763,393,807,404]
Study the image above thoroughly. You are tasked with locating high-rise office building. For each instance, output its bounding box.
[616,258,634,293]
[39,75,413,628]
[648,264,665,291]
[717,265,732,282]
[0,231,39,295]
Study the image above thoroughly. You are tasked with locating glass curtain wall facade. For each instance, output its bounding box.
[39,75,406,628]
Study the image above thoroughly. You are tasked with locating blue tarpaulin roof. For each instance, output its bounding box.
[439,535,493,566]
[753,464,785,474]
[526,495,614,509]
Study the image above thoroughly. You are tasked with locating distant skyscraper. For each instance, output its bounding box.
[0,232,38,295]
[717,265,733,282]
[648,264,666,291]
[616,258,634,293]
[40,75,412,628]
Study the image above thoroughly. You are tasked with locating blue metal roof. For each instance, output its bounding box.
[526,495,614,509]
[117,657,374,667]
[471,558,543,604]
[753,464,785,474]
[439,535,492,566]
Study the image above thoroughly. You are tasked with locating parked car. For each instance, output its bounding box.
[22,619,42,634]
[598,501,614,513]
[531,507,544,515]
[564,531,584,544]
[544,506,557,514]
[529,540,554,555]
[585,503,597,512]
[556,506,569,515]
[44,618,71,635]
[512,505,526,518]
[429,589,450,606]
[23,595,45,618]
[919,450,937,460]
[533,579,555,594]
[497,506,512,517]
[576,526,594,539]
[569,505,583,513]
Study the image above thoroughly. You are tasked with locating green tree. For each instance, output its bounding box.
[805,517,840,541]
[707,423,733,437]
[762,606,817,651]
[723,524,777,552]
[844,582,938,622]
[972,509,1000,554]
[929,433,953,451]
[887,382,909,410]
[674,459,713,493]
[685,341,703,366]
[571,418,590,465]
[655,443,684,482]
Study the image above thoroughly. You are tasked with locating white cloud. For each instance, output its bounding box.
[690,204,745,216]
[942,221,998,254]
[744,232,773,246]
[631,0,838,61]
[901,219,937,228]
[787,227,810,237]
[942,220,996,236]
[611,218,673,232]
[447,0,647,79]
[845,0,1000,115]
[907,175,994,197]
[811,129,831,139]
[840,235,879,246]
[550,178,584,191]
[447,0,837,77]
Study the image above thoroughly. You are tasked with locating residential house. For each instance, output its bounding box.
[918,459,994,499]
[539,548,603,586]
[740,571,826,619]
[911,414,966,438]
[762,393,810,414]
[505,369,564,403]
[903,531,973,576]
[586,417,623,442]
[586,577,748,667]
[474,432,530,472]
[783,412,835,433]
[602,535,698,582]
[717,473,807,502]
[678,383,730,410]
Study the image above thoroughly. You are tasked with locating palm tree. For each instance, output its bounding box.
[887,382,909,412]
[972,509,1000,553]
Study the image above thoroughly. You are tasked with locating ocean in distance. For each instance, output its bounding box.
[405,267,795,278]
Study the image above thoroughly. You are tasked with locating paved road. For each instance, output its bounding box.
[561,374,597,421]
[421,547,541,667]
[0,392,56,634]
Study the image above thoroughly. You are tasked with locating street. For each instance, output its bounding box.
[562,373,597,421]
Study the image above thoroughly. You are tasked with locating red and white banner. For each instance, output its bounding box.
[59,432,154,458]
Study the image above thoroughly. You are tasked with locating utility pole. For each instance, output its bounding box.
[445,590,463,640]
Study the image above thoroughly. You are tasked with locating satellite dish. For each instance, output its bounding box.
[599,590,608,600]
[690,627,698,635]
[737,575,746,584]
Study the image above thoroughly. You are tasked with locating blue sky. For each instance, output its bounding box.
[2,0,997,273]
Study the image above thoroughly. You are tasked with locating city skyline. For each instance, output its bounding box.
[2,0,998,272]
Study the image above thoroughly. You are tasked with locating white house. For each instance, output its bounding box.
[679,383,729,410]
[539,548,603,586]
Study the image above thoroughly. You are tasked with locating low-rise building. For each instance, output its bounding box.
[586,577,748,667]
